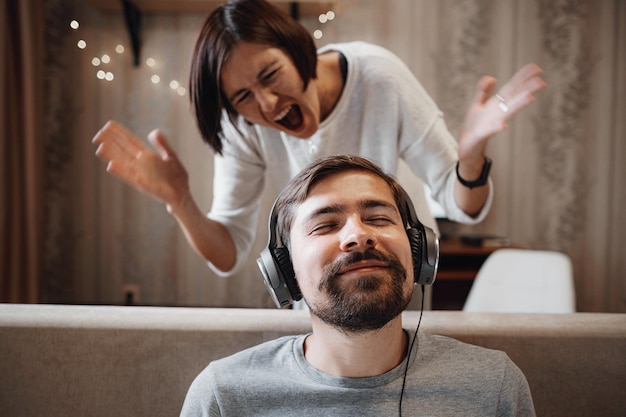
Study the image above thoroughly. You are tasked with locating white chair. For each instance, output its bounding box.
[463,249,576,313]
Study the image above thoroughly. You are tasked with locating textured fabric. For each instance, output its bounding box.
[180,331,535,417]
[206,41,493,276]
[3,305,624,417]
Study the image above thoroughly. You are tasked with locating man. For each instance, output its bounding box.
[180,155,535,416]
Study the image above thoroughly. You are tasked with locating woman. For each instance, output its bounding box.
[92,0,545,277]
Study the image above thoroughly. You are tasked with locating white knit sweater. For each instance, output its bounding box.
[207,41,493,276]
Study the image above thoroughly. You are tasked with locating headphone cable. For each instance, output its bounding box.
[398,284,425,417]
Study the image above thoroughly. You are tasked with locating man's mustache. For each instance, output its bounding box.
[319,249,404,290]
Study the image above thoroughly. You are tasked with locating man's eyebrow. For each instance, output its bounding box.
[304,204,345,222]
[360,199,397,212]
[229,62,277,103]
[303,199,398,222]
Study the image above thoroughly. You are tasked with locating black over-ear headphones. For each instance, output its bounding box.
[256,187,439,308]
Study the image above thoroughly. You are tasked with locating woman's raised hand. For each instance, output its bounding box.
[92,120,190,210]
[457,63,547,162]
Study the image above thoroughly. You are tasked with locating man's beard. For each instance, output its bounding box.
[306,248,412,333]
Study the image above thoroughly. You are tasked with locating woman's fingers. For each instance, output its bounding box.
[92,120,152,188]
[499,63,544,96]
[93,120,146,161]
[148,129,176,161]
[472,76,497,107]
[495,63,546,116]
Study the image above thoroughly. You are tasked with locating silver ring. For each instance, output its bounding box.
[495,94,509,113]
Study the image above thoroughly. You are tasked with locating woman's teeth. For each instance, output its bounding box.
[274,106,292,122]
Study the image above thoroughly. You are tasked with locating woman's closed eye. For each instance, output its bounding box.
[234,69,279,105]
[235,91,252,105]
[261,69,279,84]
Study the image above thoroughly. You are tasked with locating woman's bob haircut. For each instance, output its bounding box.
[189,0,318,154]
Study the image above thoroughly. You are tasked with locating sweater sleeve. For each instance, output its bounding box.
[206,117,266,277]
[179,364,222,417]
[384,48,493,223]
[402,112,494,224]
[496,357,536,417]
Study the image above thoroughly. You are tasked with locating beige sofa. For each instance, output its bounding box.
[1,304,624,417]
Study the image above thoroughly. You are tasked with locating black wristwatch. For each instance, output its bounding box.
[456,157,492,189]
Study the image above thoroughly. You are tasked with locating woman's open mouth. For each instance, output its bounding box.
[274,104,304,131]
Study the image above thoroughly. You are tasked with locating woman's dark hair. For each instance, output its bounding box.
[189,0,318,155]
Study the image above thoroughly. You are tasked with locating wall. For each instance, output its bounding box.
[42,0,626,311]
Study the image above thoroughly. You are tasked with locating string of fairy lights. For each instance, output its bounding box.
[70,18,188,96]
[68,9,337,96]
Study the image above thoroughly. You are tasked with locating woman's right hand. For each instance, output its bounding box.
[92,120,190,210]
[92,120,237,271]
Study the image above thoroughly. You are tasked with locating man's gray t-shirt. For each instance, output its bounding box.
[180,331,535,416]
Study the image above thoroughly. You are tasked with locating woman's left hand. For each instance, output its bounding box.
[457,63,547,163]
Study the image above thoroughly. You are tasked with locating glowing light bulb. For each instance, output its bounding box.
[151,75,160,84]
[326,11,335,20]
[169,80,179,90]
[92,57,101,66]
[319,14,328,23]
[96,70,106,80]
[105,72,114,81]
[313,30,323,39]
[115,44,125,54]
[146,58,156,67]
[70,20,79,30]
[77,40,87,49]
[177,87,186,96]
[101,54,110,64]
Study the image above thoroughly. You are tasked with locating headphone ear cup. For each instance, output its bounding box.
[407,226,438,286]
[257,247,291,308]
[399,186,438,286]
[407,228,424,284]
[272,247,302,301]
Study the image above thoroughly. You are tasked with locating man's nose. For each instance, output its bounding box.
[339,218,376,252]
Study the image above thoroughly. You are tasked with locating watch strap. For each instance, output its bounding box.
[456,157,492,189]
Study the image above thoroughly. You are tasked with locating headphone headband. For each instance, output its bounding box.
[257,185,439,308]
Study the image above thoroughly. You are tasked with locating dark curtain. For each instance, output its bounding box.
[1,0,45,302]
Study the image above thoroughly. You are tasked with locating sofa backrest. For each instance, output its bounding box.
[1,305,624,417]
